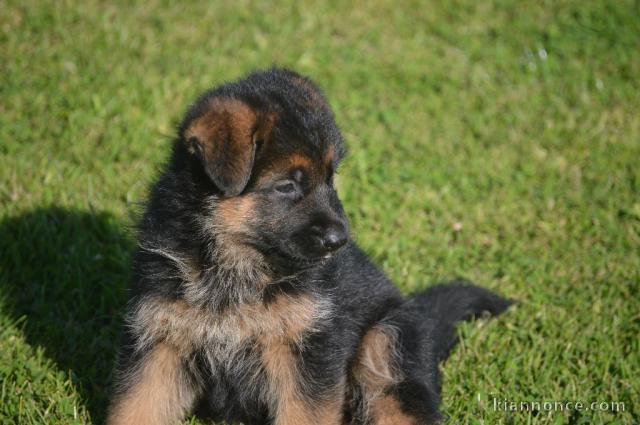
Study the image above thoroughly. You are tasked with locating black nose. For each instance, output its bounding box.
[322,227,348,252]
[311,222,348,253]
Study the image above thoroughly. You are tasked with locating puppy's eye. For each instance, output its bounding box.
[274,181,296,194]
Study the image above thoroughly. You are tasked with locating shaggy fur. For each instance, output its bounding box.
[107,68,512,425]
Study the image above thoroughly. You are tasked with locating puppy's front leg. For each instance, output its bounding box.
[262,342,345,425]
[107,343,199,425]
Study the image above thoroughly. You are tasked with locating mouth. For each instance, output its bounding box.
[243,239,316,271]
[269,244,333,274]
[276,247,327,266]
[247,231,343,276]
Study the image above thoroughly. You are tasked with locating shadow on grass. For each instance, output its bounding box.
[0,207,134,423]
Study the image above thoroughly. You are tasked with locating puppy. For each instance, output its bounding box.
[107,68,512,425]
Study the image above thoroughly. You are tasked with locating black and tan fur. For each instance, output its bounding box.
[107,69,512,425]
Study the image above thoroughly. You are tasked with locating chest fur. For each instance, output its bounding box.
[129,293,329,358]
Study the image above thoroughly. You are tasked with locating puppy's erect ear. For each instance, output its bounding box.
[184,97,271,197]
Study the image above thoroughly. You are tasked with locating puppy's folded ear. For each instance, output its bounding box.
[183,97,271,197]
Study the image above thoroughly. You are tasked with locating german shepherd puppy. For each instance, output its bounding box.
[107,69,512,425]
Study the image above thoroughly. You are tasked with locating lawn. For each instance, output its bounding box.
[1,0,638,423]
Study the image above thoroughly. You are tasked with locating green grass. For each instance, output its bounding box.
[1,0,638,423]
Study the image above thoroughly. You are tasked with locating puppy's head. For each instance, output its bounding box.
[180,69,348,273]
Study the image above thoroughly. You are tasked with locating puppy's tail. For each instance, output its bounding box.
[409,279,513,363]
